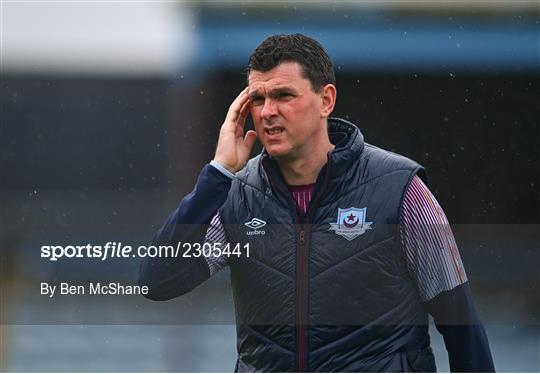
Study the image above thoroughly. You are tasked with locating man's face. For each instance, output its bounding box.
[248,62,326,159]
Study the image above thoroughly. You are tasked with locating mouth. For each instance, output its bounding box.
[265,127,284,136]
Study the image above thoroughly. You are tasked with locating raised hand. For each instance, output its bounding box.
[213,87,258,173]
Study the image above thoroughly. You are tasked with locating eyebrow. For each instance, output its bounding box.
[249,87,296,100]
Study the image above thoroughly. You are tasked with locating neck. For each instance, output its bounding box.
[275,138,334,186]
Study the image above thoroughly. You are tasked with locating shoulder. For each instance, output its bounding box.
[359,143,427,184]
[363,143,421,171]
[232,155,265,190]
[219,155,268,222]
[234,155,261,181]
[225,155,268,201]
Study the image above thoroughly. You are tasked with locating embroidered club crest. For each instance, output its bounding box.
[329,207,373,241]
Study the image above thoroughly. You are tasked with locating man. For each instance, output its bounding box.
[140,34,494,372]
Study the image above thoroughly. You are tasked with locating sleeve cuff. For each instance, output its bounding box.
[209,160,236,180]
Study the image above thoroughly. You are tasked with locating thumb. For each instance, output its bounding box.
[238,130,258,163]
[244,130,258,151]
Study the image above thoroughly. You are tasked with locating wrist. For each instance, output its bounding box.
[210,160,236,179]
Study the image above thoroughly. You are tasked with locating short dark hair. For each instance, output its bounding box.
[247,34,336,92]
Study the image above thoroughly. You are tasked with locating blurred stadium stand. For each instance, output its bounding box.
[1,1,539,372]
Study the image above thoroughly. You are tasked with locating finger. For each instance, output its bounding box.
[231,90,250,123]
[244,130,258,149]
[226,87,249,124]
[233,96,251,138]
[237,98,251,125]
[223,96,249,133]
[235,122,244,139]
[238,130,258,160]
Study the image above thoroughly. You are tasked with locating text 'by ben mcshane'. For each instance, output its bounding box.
[40,282,148,297]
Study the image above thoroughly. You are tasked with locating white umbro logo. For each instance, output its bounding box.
[244,218,266,235]
[244,218,266,230]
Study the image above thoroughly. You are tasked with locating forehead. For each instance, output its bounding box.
[248,62,310,90]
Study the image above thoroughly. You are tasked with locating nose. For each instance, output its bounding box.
[260,98,278,120]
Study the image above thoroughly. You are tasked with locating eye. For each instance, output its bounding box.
[277,92,293,100]
[250,96,264,105]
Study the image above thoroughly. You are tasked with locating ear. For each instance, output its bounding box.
[320,84,337,118]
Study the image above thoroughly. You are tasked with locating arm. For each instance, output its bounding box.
[139,163,232,300]
[401,175,495,372]
[140,87,257,301]
[424,283,495,372]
